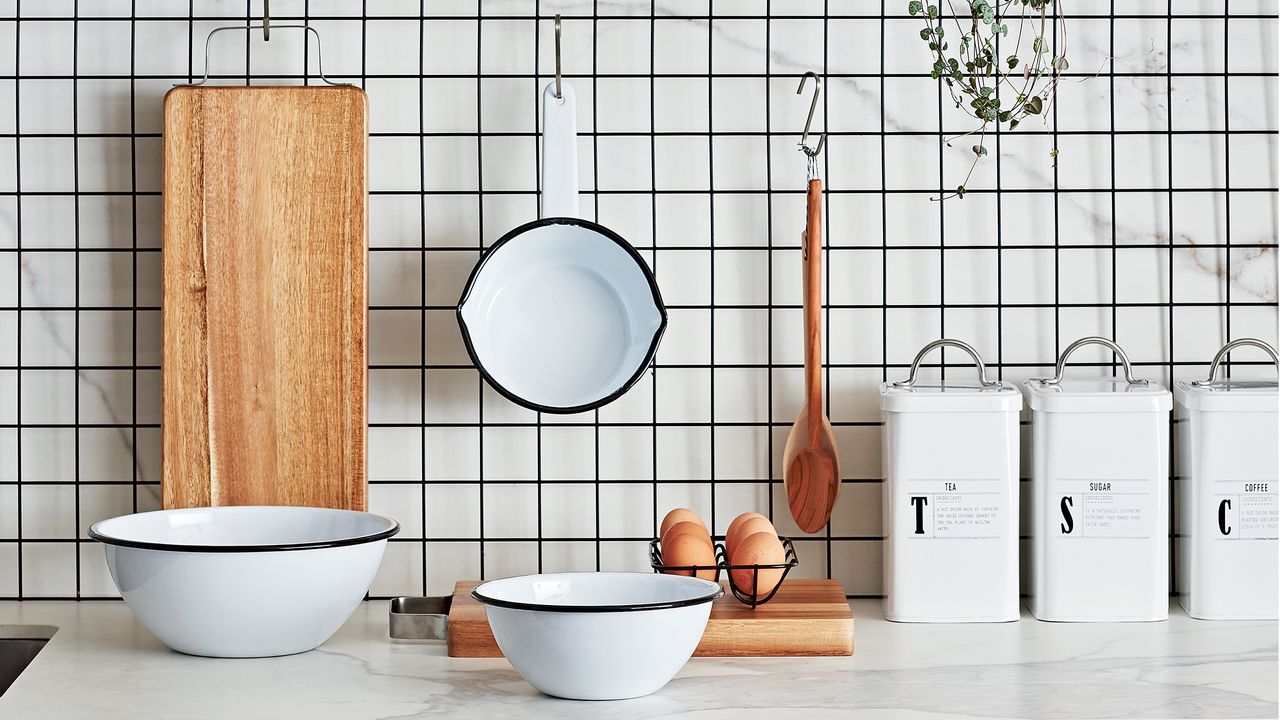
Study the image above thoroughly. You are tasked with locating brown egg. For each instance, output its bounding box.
[661,531,718,581]
[725,513,776,559]
[659,508,706,539]
[662,520,713,552]
[729,531,786,599]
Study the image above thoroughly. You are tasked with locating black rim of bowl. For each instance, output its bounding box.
[471,572,724,613]
[87,508,401,553]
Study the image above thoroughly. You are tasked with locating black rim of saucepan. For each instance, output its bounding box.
[456,216,668,415]
[471,572,724,613]
[87,508,401,553]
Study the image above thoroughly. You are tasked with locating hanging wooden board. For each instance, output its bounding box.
[162,86,368,510]
[443,579,854,657]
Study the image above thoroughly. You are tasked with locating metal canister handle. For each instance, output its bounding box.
[1191,338,1279,386]
[893,339,1000,388]
[1036,336,1147,386]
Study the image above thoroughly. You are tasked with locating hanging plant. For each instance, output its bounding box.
[909,0,1068,199]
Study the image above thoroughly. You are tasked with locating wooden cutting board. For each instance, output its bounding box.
[162,86,369,510]
[446,579,853,657]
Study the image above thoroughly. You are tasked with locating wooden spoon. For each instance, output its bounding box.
[783,176,841,533]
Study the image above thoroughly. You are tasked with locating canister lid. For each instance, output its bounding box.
[1176,379,1278,412]
[881,381,1023,413]
[1023,377,1172,413]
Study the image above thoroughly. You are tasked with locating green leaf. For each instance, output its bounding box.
[920,28,932,40]
[928,4,939,17]
[1025,96,1043,114]
[1006,55,1019,69]
[972,144,988,156]
[1032,36,1047,53]
[1009,118,1020,129]
[908,0,923,15]
[1053,55,1070,70]
[956,185,967,198]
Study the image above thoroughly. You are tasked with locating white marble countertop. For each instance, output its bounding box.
[0,599,1273,720]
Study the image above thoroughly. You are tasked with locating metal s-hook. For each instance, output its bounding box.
[796,71,825,157]
[263,0,270,41]
[554,15,563,101]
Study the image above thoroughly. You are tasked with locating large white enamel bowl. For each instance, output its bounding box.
[473,572,722,700]
[89,506,399,658]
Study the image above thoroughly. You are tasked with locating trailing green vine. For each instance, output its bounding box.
[910,0,1068,199]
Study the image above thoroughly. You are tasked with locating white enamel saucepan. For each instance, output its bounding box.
[458,34,665,414]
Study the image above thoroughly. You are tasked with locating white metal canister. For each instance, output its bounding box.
[1024,337,1173,622]
[881,339,1022,623]
[1175,338,1279,620]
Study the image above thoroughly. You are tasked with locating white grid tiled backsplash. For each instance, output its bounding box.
[0,0,1277,599]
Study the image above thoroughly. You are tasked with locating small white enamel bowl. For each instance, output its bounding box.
[472,572,722,700]
[89,506,398,658]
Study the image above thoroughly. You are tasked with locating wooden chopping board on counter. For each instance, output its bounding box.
[445,579,853,657]
[162,86,369,510]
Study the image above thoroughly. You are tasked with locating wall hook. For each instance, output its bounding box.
[554,15,563,100]
[796,71,825,157]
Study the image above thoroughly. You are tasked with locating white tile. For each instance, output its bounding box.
[483,483,538,538]
[370,136,424,192]
[713,249,768,305]
[712,308,767,365]
[711,135,768,192]
[1057,247,1114,305]
[0,312,13,366]
[480,19,535,75]
[655,367,710,424]
[77,428,136,483]
[425,484,480,538]
[21,484,76,539]
[655,249,710,305]
[424,427,480,481]
[17,20,73,74]
[483,540,539,580]
[19,310,74,366]
[369,250,422,306]
[710,77,765,133]
[369,368,422,424]
[17,138,74,193]
[540,426,595,482]
[594,136,652,191]
[824,134,881,192]
[481,427,537,481]
[598,483,654,538]
[712,367,768,423]
[653,78,709,133]
[1226,16,1277,73]
[76,137,133,193]
[654,482,713,524]
[1228,134,1279,189]
[19,369,75,424]
[78,484,133,538]
[885,250,941,305]
[365,78,422,134]
[371,541,423,598]
[78,309,136,367]
[828,308,884,365]
[369,309,422,366]
[594,78,651,134]
[1001,248,1057,305]
[541,541,598,573]
[654,136,710,191]
[655,426,712,481]
[598,194,654,248]
[712,426,769,482]
[422,78,479,133]
[541,484,596,539]
[596,19,651,75]
[942,249,999,305]
[426,542,479,595]
[18,79,73,134]
[653,18,709,75]
[479,77,535,134]
[655,194,710,248]
[370,483,424,538]
[369,426,423,482]
[78,544,118,598]
[78,369,131,425]
[711,193,768,247]
[21,543,76,597]
[425,194,480,248]
[831,540,882,595]
[598,427,654,482]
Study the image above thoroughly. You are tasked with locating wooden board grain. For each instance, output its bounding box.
[162,86,368,510]
[447,579,853,657]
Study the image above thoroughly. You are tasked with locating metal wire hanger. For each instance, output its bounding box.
[180,1,349,87]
